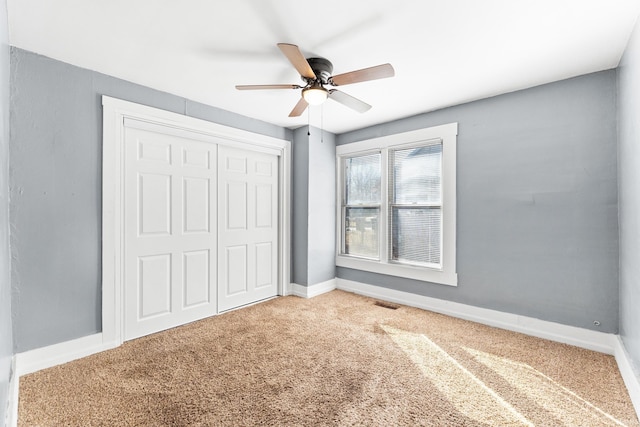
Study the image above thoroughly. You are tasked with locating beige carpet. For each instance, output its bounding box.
[19,290,639,426]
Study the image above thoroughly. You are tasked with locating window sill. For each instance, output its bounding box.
[336,255,458,286]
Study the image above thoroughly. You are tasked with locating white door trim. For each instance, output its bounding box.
[102,95,291,347]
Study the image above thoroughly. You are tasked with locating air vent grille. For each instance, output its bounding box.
[374,300,400,310]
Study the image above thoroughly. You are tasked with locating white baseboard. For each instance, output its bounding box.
[336,278,616,355]
[291,278,337,299]
[6,356,18,427]
[284,282,293,296]
[290,283,306,298]
[613,336,640,417]
[15,333,117,377]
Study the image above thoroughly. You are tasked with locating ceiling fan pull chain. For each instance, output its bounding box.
[307,107,311,136]
[321,104,324,143]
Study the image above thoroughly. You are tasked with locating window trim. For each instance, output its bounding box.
[336,123,458,286]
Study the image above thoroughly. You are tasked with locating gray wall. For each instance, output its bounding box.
[337,71,619,332]
[0,0,12,423]
[9,48,292,353]
[618,19,640,373]
[306,127,336,285]
[291,127,309,285]
[291,126,336,286]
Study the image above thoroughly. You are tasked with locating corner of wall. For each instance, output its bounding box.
[614,336,640,419]
[306,127,336,285]
[291,127,310,285]
[1,0,15,423]
[617,4,640,383]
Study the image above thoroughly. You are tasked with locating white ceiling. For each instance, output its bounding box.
[7,0,640,134]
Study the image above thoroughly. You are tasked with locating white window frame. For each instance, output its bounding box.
[336,123,458,286]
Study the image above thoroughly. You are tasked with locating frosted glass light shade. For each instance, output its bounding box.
[302,86,328,105]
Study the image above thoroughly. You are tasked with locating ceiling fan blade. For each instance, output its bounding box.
[330,63,395,86]
[328,90,371,113]
[289,97,309,117]
[236,84,301,90]
[277,43,316,80]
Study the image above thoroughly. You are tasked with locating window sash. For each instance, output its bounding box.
[387,142,443,268]
[389,205,442,268]
[390,143,443,206]
[341,152,382,259]
[342,206,380,260]
[343,152,381,205]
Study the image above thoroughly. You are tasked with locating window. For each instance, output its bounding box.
[336,123,457,286]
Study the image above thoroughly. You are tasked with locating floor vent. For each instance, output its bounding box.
[374,300,400,310]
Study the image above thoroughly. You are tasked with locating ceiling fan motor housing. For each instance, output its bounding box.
[306,57,333,84]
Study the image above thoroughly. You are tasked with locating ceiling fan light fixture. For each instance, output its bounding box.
[302,85,328,105]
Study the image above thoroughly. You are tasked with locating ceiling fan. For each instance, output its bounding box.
[236,43,395,117]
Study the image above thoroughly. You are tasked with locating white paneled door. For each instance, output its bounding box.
[124,125,218,340]
[218,146,279,312]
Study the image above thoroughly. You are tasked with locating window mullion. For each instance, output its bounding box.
[340,205,346,254]
[380,149,389,264]
[339,157,346,255]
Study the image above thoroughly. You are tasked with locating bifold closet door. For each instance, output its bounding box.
[218,145,279,312]
[123,125,217,340]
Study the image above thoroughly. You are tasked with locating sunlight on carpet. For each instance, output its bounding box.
[464,347,629,426]
[383,323,630,427]
[382,324,533,426]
